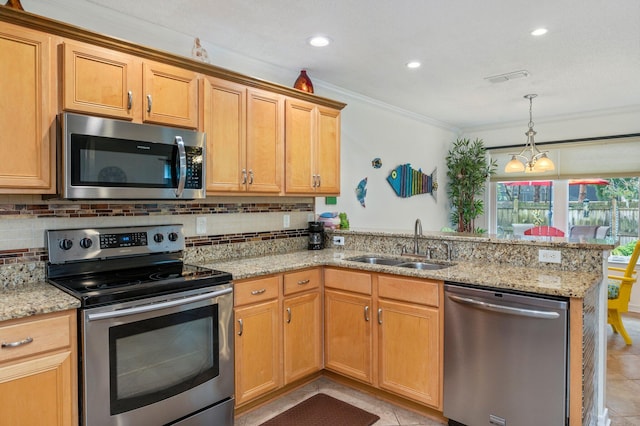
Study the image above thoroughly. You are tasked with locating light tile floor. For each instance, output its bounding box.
[607,312,640,426]
[236,312,640,426]
[234,377,446,426]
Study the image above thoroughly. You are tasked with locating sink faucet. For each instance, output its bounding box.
[414,219,422,254]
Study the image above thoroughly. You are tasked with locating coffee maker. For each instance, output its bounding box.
[308,222,325,250]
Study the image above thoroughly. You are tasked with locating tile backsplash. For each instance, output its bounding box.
[0,195,315,259]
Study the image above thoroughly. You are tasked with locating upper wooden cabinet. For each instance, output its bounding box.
[0,22,56,193]
[285,98,340,195]
[62,41,199,129]
[202,76,283,194]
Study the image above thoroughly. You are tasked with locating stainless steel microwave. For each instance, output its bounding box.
[59,113,206,200]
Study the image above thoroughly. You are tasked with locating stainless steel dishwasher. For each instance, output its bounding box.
[443,282,568,426]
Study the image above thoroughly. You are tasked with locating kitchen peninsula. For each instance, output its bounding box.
[189,229,610,426]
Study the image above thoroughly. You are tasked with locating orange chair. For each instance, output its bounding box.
[524,226,565,237]
[608,240,640,345]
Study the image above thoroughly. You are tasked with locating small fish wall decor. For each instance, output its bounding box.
[371,158,382,169]
[386,164,437,200]
[355,177,368,207]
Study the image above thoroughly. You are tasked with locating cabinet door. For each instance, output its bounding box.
[246,88,284,193]
[324,289,373,384]
[202,77,246,192]
[283,291,322,384]
[284,98,315,193]
[62,41,140,120]
[315,106,340,194]
[378,298,440,408]
[0,23,55,192]
[234,299,281,405]
[0,351,75,426]
[143,61,198,128]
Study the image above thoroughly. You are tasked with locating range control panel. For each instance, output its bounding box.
[46,225,184,264]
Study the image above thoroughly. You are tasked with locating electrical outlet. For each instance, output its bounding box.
[333,236,345,246]
[196,216,207,235]
[539,249,561,263]
[283,214,290,228]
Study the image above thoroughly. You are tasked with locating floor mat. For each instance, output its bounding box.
[259,393,380,426]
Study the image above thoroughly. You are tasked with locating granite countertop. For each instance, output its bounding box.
[0,281,80,322]
[204,249,602,299]
[0,247,602,322]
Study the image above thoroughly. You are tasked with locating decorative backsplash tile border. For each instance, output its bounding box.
[0,229,309,266]
[0,200,313,218]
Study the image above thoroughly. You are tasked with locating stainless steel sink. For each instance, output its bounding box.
[346,256,403,266]
[395,261,451,270]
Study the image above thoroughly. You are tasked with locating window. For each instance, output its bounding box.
[491,178,639,246]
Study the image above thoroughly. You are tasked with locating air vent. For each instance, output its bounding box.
[484,70,530,84]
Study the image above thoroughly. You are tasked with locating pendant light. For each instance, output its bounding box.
[504,94,555,173]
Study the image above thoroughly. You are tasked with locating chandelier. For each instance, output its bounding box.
[504,94,555,173]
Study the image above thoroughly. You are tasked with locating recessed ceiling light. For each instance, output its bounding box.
[406,61,421,69]
[531,28,548,36]
[308,36,331,47]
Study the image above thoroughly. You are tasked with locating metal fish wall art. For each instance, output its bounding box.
[386,164,437,200]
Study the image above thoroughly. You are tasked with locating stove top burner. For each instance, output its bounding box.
[48,261,232,307]
[45,225,233,308]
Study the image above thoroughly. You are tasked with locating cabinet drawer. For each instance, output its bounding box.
[324,268,372,295]
[234,275,281,306]
[378,275,440,307]
[0,312,72,364]
[283,268,321,295]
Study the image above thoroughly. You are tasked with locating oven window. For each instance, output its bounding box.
[109,305,219,415]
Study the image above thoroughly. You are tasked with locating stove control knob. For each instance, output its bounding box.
[168,232,179,242]
[59,239,73,250]
[79,237,93,249]
[153,233,164,243]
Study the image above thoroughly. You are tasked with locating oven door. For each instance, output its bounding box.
[81,284,233,426]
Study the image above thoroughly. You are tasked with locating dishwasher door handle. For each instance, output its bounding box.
[447,294,560,319]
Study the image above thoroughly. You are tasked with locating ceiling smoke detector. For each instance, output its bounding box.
[484,70,530,84]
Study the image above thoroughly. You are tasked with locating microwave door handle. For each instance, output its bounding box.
[174,136,187,197]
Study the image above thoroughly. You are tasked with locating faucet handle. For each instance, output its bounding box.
[396,243,408,255]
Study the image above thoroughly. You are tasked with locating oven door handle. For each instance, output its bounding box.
[86,287,232,321]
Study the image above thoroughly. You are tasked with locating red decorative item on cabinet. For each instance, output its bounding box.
[4,0,24,10]
[294,70,314,93]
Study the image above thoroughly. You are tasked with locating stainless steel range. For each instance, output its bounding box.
[46,225,234,426]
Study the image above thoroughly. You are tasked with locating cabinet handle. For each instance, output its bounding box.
[147,94,152,113]
[286,307,292,324]
[1,337,33,348]
[237,319,243,336]
[297,279,310,286]
[127,91,133,111]
[248,169,254,184]
[241,169,247,184]
[378,308,383,324]
[312,175,318,188]
[251,288,266,295]
[364,305,370,322]
[317,174,321,188]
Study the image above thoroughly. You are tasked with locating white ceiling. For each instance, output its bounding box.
[88,0,640,130]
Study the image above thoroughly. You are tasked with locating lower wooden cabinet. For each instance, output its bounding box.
[0,310,77,426]
[234,298,281,405]
[234,266,442,410]
[324,268,443,409]
[283,291,322,384]
[234,268,322,407]
[324,289,373,383]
